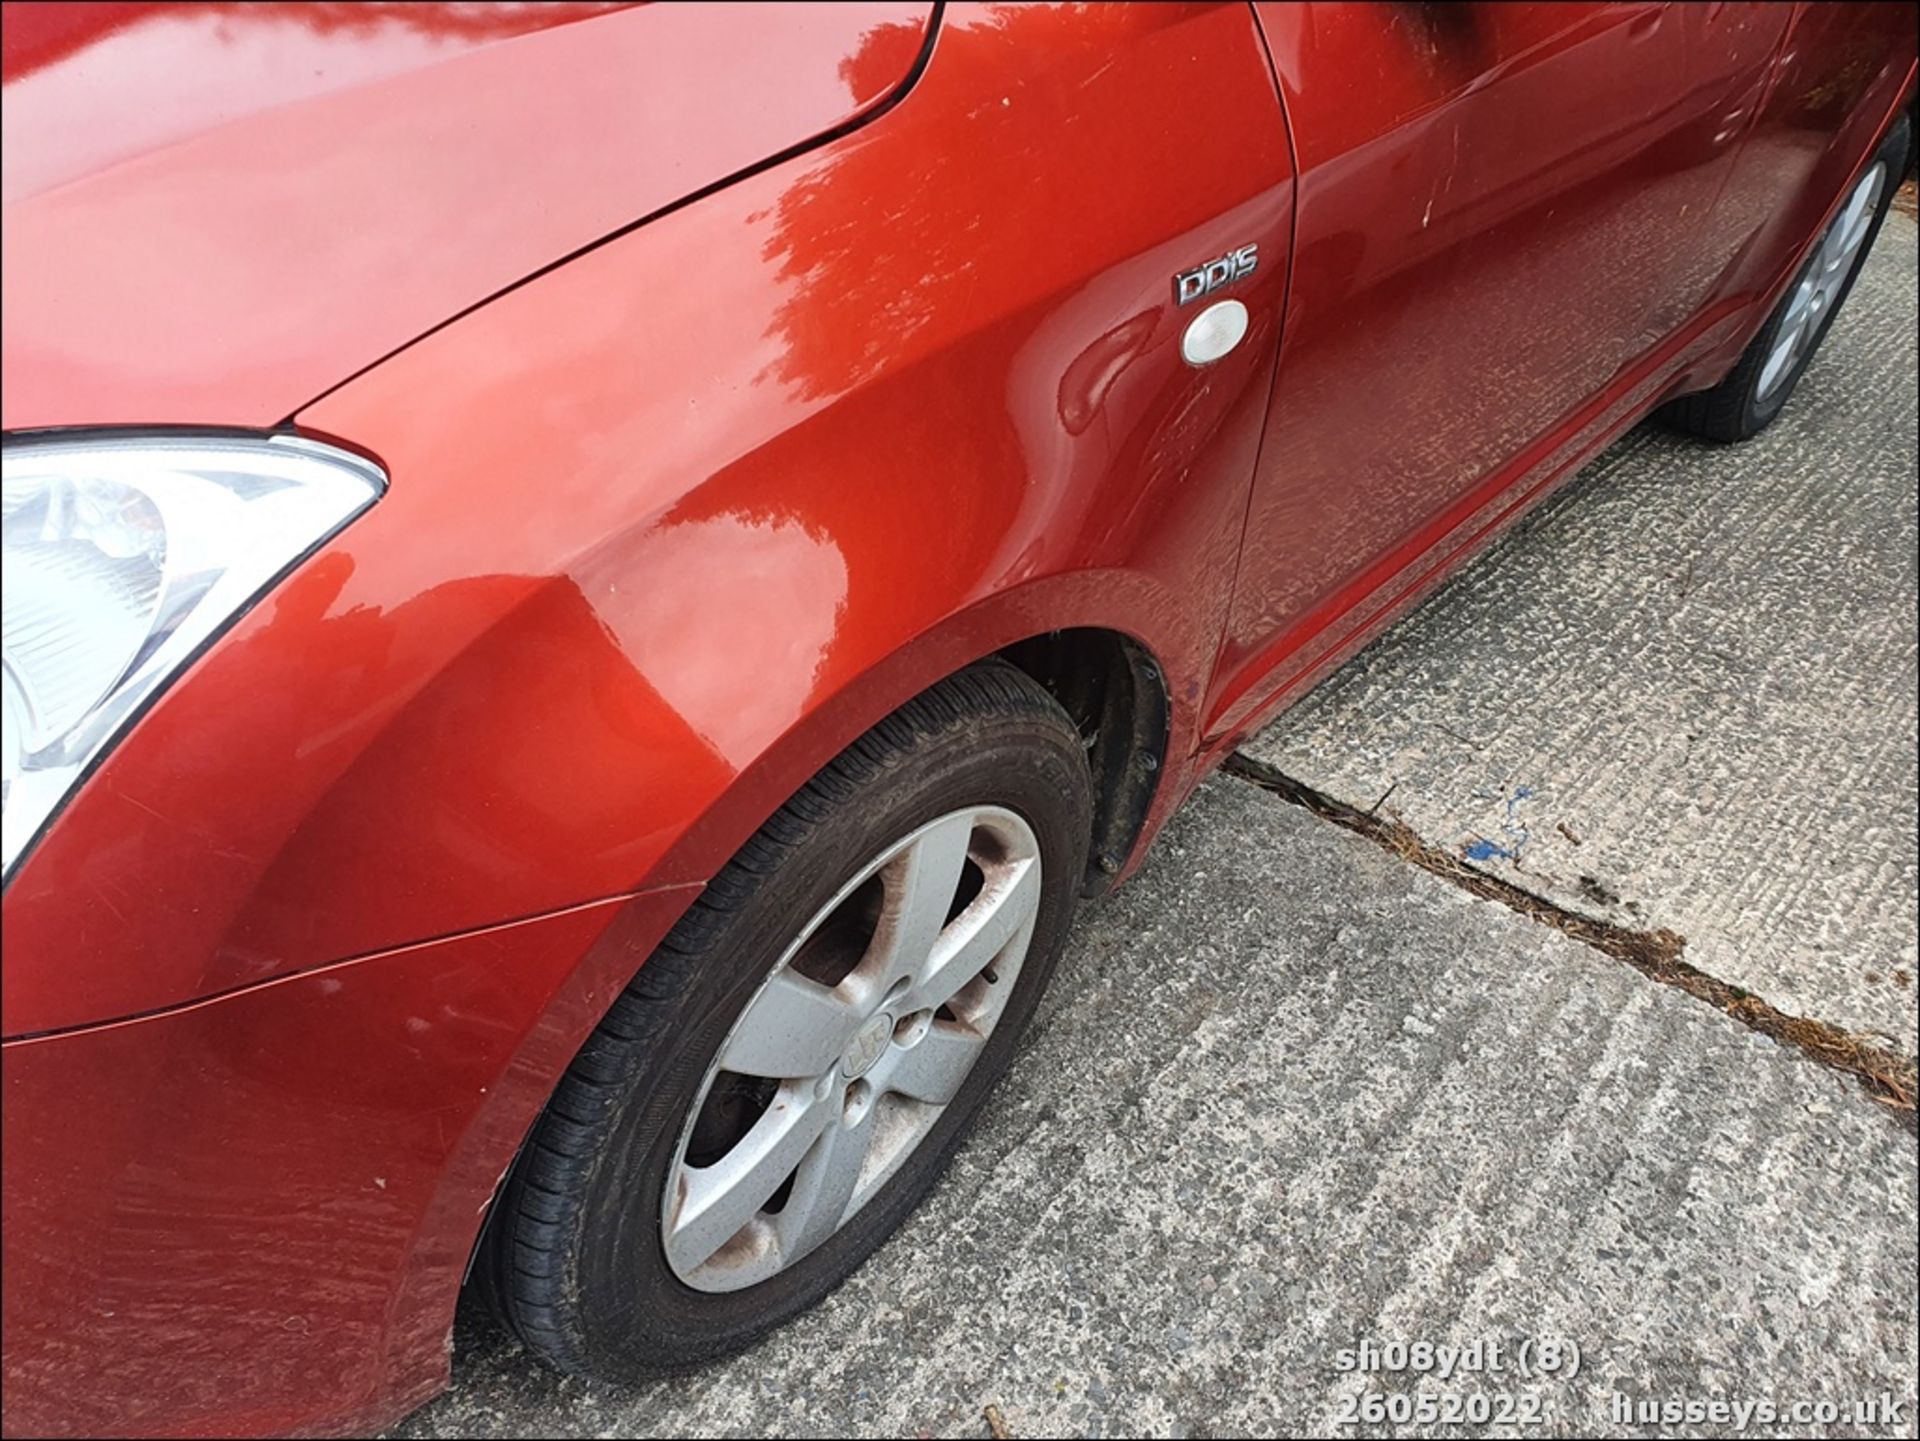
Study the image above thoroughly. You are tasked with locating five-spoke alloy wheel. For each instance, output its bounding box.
[485,662,1093,1378]
[1662,111,1907,442]
[1756,160,1886,403]
[664,806,1042,1291]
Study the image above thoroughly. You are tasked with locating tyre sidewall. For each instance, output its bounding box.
[567,703,1091,1374]
[1742,117,1908,432]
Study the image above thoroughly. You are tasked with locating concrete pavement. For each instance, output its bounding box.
[402,782,1918,1440]
[1244,212,1919,1056]
[396,209,1919,1439]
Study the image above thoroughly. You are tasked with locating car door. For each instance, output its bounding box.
[1206,1,1737,739]
[1674,1,1918,332]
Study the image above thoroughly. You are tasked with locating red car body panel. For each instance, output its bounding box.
[2,2,1914,1436]
[2,0,1296,1037]
[0,0,934,429]
[1212,1,1781,731]
[2,884,698,1439]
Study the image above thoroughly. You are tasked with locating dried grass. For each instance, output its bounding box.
[1224,752,1917,1123]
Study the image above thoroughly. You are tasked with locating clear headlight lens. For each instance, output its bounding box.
[1,433,386,876]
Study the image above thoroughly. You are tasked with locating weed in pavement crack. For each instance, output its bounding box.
[1222,750,1917,1123]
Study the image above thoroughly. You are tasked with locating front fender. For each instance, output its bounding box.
[1,0,1292,1037]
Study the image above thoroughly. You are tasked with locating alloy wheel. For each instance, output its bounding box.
[662,806,1042,1292]
[1757,160,1887,401]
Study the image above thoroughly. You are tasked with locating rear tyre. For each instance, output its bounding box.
[486,660,1092,1379]
[1661,111,1908,443]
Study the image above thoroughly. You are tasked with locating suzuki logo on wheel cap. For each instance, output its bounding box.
[843,1014,891,1079]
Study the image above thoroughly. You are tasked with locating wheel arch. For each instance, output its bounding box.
[439,585,1184,1359]
[996,627,1170,896]
[624,570,1190,899]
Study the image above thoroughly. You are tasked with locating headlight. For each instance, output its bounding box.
[2,433,385,876]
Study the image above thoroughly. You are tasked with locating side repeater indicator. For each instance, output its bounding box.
[1181,300,1249,367]
[1174,244,1258,305]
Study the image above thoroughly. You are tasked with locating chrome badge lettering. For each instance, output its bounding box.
[1175,244,1258,305]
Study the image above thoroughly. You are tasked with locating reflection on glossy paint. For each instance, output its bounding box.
[0,2,634,202]
[1058,312,1158,436]
[591,507,851,765]
[0,0,629,84]
[0,1,936,427]
[753,4,1165,402]
[219,568,738,985]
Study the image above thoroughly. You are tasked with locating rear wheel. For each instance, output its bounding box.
[1662,111,1908,443]
[485,660,1092,1378]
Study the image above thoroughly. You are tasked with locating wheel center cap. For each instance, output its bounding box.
[843,1013,891,1079]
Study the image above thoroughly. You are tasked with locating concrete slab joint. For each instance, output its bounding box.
[1222,751,1918,1120]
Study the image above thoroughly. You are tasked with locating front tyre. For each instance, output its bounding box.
[486,660,1092,1378]
[1662,111,1909,443]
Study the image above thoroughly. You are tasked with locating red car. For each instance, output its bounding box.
[2,2,1913,1434]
